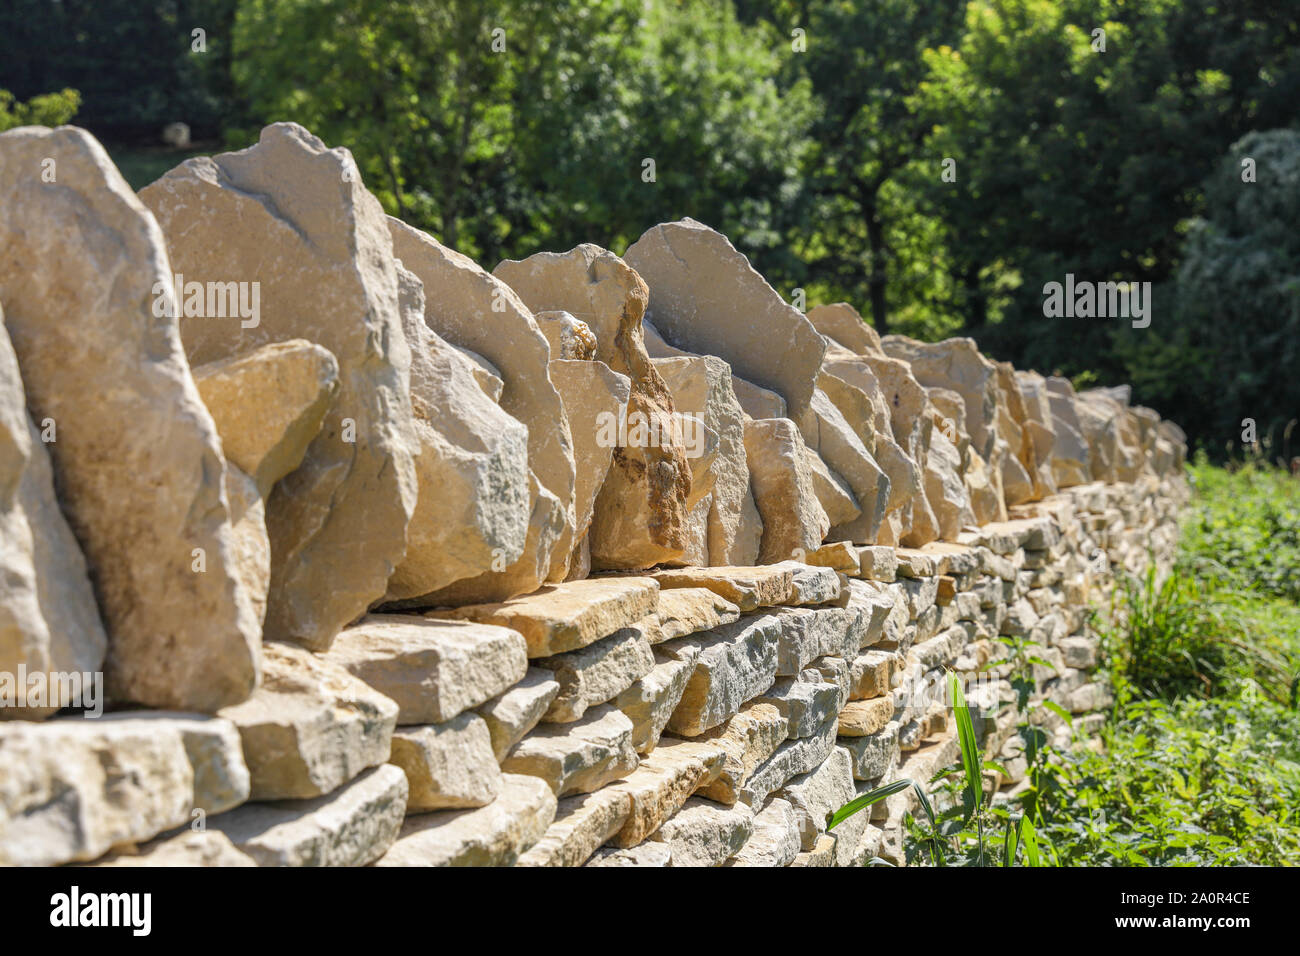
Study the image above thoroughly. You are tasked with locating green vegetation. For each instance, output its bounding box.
[853,461,1300,867]
[0,87,80,132]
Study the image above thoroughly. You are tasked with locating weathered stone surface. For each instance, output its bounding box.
[790,833,837,867]
[626,219,826,419]
[550,359,631,566]
[794,388,889,543]
[453,345,506,401]
[516,786,631,867]
[779,746,863,863]
[209,764,408,867]
[536,627,656,722]
[803,447,862,529]
[1045,377,1093,487]
[0,315,107,719]
[3,125,260,709]
[694,702,789,804]
[805,541,861,574]
[391,714,501,811]
[881,336,999,461]
[729,796,801,867]
[495,244,691,570]
[478,668,561,761]
[141,122,419,654]
[385,265,532,601]
[848,649,899,701]
[89,830,256,868]
[222,465,272,630]
[607,737,727,847]
[0,714,247,865]
[586,842,674,867]
[218,642,398,800]
[375,772,555,866]
[389,217,576,592]
[322,615,527,725]
[744,418,830,562]
[663,615,785,735]
[192,339,339,497]
[646,565,793,613]
[807,302,883,356]
[614,645,701,753]
[780,563,848,606]
[757,678,842,738]
[857,546,899,582]
[764,606,862,677]
[534,310,598,359]
[502,704,639,796]
[654,587,741,642]
[843,722,900,780]
[838,695,895,737]
[654,354,763,565]
[739,715,838,807]
[649,797,752,866]
[433,576,659,658]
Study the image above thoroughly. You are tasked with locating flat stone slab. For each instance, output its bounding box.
[217,642,398,800]
[375,772,556,867]
[321,614,528,724]
[643,566,794,612]
[856,546,898,582]
[502,704,639,796]
[535,627,656,722]
[0,714,248,866]
[654,587,741,642]
[586,842,674,867]
[729,797,800,867]
[765,606,864,676]
[606,737,727,847]
[662,614,785,736]
[649,797,753,866]
[477,668,560,761]
[432,577,660,657]
[693,702,789,805]
[391,714,501,811]
[89,830,256,867]
[837,695,895,737]
[515,787,631,867]
[614,645,701,753]
[207,764,408,867]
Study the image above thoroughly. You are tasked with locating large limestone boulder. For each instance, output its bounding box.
[384,264,532,602]
[0,313,107,719]
[744,419,830,563]
[387,217,577,594]
[494,244,692,570]
[881,336,999,463]
[1044,377,1092,487]
[2,125,261,709]
[549,358,632,578]
[807,302,883,356]
[625,219,825,421]
[654,355,762,565]
[140,122,420,652]
[192,339,340,498]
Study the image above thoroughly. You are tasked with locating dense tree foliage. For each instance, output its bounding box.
[1,0,1296,451]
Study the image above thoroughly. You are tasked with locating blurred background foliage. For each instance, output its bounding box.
[1,0,1297,456]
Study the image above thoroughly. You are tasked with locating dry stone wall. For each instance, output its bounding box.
[0,123,1189,867]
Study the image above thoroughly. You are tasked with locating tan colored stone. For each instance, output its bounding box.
[516,786,631,867]
[494,244,691,570]
[432,576,660,658]
[694,701,789,804]
[607,737,727,847]
[192,339,339,497]
[210,763,408,867]
[649,797,752,866]
[586,842,674,866]
[478,668,561,761]
[625,219,826,420]
[4,125,260,708]
[0,714,248,865]
[663,615,784,736]
[654,587,741,642]
[645,565,793,612]
[536,627,656,723]
[141,122,420,654]
[807,302,883,356]
[613,644,701,753]
[319,615,527,724]
[803,446,862,528]
[0,314,107,719]
[502,703,639,796]
[838,696,895,736]
[384,264,532,601]
[730,796,801,867]
[391,713,501,811]
[375,772,555,866]
[744,418,830,562]
[534,310,598,359]
[654,355,763,565]
[89,830,255,867]
[218,642,398,800]
[388,216,576,591]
